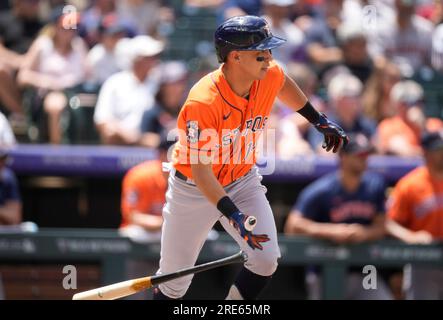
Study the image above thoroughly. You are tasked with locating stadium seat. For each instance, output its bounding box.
[63,84,101,145]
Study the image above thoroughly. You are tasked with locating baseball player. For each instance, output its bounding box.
[153,15,348,300]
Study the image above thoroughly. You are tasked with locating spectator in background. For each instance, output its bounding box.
[119,136,175,300]
[0,111,21,301]
[186,0,224,9]
[18,7,88,144]
[386,130,443,299]
[370,0,433,77]
[416,0,443,25]
[140,61,188,148]
[262,0,305,64]
[308,73,376,154]
[86,13,128,87]
[80,0,136,48]
[275,63,324,158]
[0,0,44,130]
[341,0,395,32]
[0,113,21,226]
[284,133,392,300]
[375,80,443,156]
[0,112,17,150]
[362,60,402,122]
[119,137,175,240]
[304,0,345,75]
[336,23,374,84]
[94,35,164,145]
[116,0,175,39]
[218,0,262,24]
[431,1,443,72]
[289,0,321,32]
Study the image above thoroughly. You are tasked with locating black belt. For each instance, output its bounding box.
[174,170,190,182]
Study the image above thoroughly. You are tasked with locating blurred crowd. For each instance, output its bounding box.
[0,0,441,155]
[1,0,443,300]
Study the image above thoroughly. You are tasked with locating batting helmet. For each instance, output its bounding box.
[214,15,286,63]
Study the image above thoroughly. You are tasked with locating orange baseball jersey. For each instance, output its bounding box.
[120,160,167,228]
[387,166,443,238]
[377,116,443,153]
[172,61,285,186]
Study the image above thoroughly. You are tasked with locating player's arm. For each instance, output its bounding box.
[346,214,387,243]
[190,162,269,250]
[129,211,163,232]
[284,210,357,243]
[191,162,226,205]
[0,201,22,225]
[386,219,433,244]
[277,73,349,153]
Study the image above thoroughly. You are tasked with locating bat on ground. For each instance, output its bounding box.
[72,250,248,300]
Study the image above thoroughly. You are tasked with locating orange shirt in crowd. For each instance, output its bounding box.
[387,166,443,238]
[120,160,167,228]
[377,116,443,153]
[172,61,285,186]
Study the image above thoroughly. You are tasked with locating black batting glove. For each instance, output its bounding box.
[314,113,349,153]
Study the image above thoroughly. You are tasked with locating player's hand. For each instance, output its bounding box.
[314,113,349,153]
[327,224,363,244]
[406,230,433,244]
[229,212,270,250]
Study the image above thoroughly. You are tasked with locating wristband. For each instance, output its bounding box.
[217,196,239,218]
[297,101,321,124]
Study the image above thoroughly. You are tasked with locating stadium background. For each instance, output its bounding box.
[0,0,442,300]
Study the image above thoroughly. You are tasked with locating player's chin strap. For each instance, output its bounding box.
[225,285,244,300]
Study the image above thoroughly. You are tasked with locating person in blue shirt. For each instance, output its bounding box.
[308,73,376,154]
[139,61,188,148]
[0,148,21,225]
[217,0,262,25]
[284,133,392,299]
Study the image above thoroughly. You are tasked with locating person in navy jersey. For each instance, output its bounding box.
[284,133,393,300]
[0,147,21,226]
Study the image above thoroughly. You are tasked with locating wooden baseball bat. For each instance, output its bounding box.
[72,251,247,300]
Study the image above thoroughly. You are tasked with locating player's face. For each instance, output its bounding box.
[237,50,273,80]
[341,152,369,175]
[425,148,443,172]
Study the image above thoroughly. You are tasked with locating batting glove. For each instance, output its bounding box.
[314,113,349,153]
[229,212,270,250]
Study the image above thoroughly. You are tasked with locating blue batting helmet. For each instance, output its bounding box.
[214,15,286,63]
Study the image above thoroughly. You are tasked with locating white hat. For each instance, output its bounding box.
[129,35,164,58]
[159,61,188,84]
[337,23,366,44]
[390,80,424,105]
[116,36,165,70]
[263,0,296,6]
[328,73,363,100]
